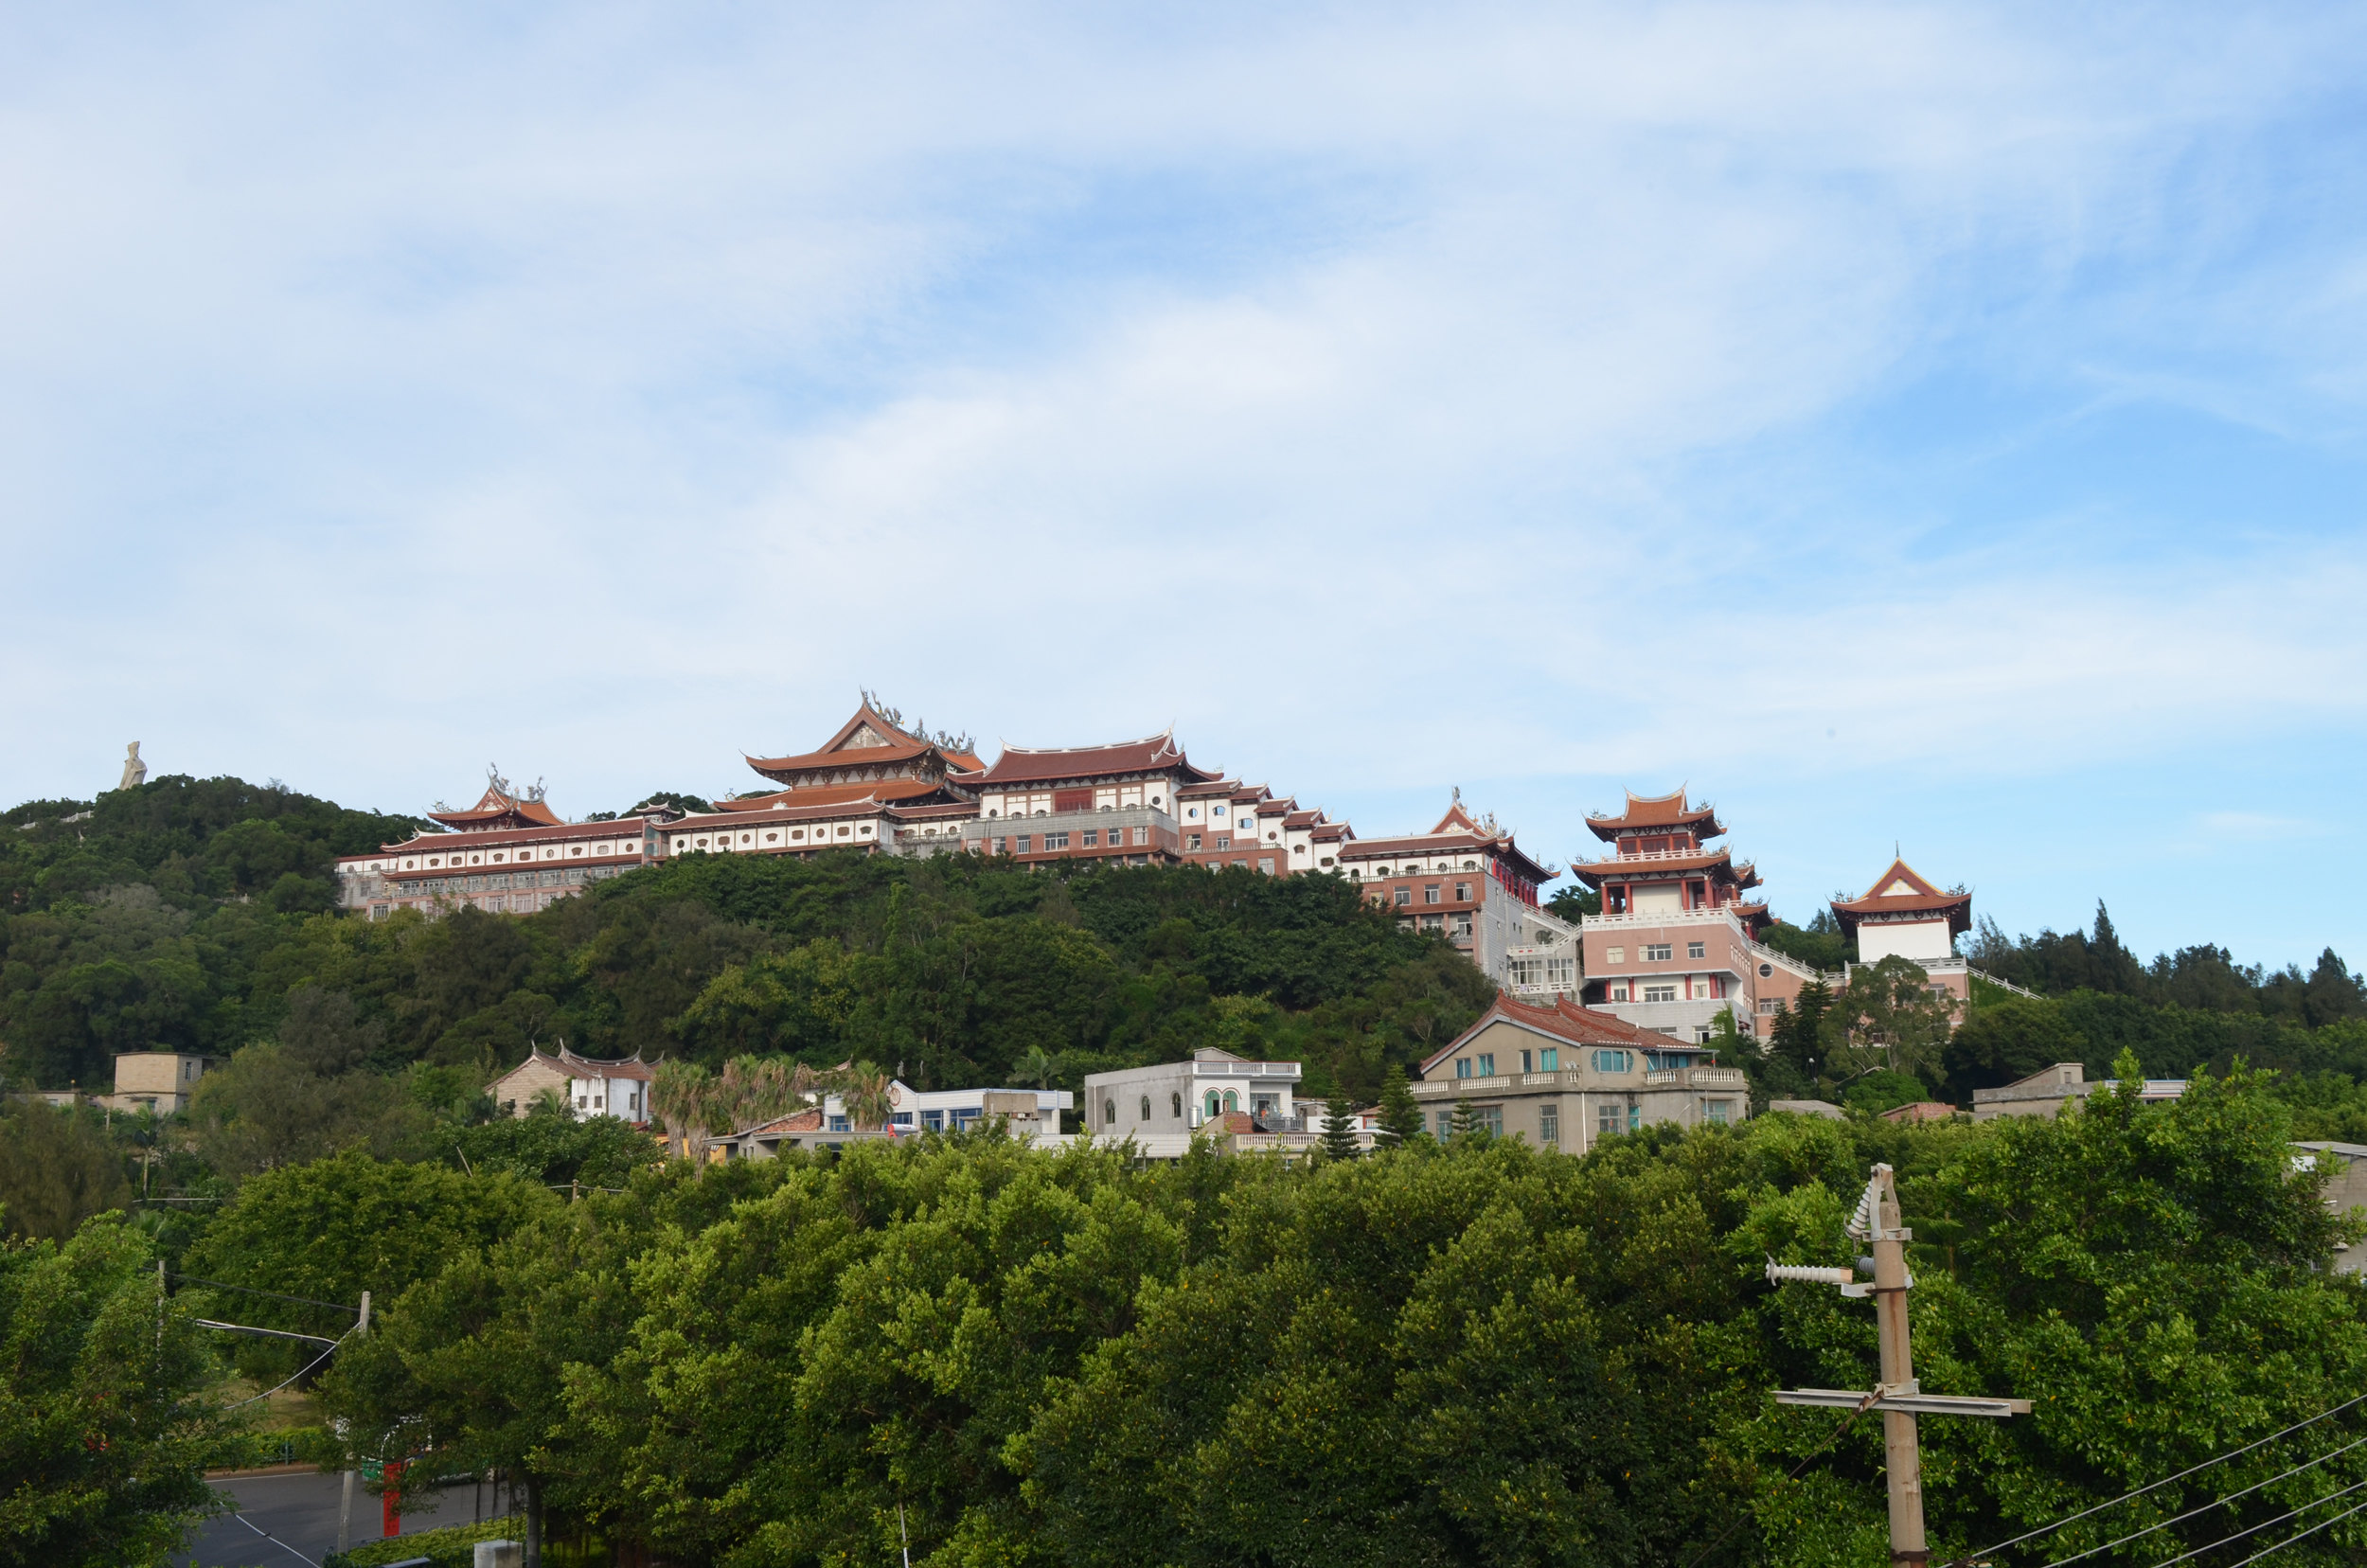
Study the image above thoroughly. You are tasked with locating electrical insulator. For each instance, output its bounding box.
[1765,1260,1856,1287]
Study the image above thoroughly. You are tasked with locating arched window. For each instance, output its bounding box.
[1104,1098,1117,1126]
[1222,1090,1238,1113]
[1139,1095,1151,1121]
[1204,1090,1221,1118]
[1170,1092,1183,1118]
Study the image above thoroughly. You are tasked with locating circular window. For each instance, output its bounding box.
[1150,795,1162,806]
[740,834,752,845]
[987,809,998,819]
[1759,963,1772,978]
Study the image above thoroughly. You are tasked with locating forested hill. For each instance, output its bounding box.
[0,774,1491,1098]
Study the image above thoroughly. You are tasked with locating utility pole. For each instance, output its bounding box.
[1767,1164,2028,1566]
[339,1290,370,1556]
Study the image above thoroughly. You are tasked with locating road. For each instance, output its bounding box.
[176,1469,520,1567]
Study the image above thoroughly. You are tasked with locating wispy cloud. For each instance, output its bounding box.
[1,2,2363,958]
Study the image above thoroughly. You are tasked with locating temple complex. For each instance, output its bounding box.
[334,769,667,918]
[1573,790,1821,1042]
[1335,797,1578,998]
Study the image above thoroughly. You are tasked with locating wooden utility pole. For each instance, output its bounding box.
[1767,1164,2029,1566]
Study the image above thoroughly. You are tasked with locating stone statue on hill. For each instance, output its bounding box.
[117,742,147,792]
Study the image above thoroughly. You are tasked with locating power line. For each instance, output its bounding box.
[2040,1431,2367,1566]
[222,1327,354,1410]
[2231,1491,2367,1564]
[168,1273,362,1315]
[1943,1390,2367,1565]
[2146,1473,2367,1568]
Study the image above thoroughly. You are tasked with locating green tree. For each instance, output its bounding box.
[1374,1063,1423,1148]
[1942,993,2086,1097]
[1319,1096,1361,1162]
[187,1042,426,1177]
[0,1100,132,1241]
[184,1151,553,1376]
[0,1214,235,1566]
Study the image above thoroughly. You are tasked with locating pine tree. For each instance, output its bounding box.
[1319,1097,1361,1162]
[1375,1065,1423,1148]
[1450,1097,1479,1143]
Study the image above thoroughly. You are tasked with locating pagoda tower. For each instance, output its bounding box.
[1572,789,1819,1043]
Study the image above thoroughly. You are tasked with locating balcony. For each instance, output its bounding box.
[1574,846,1719,866]
[1644,1066,1749,1089]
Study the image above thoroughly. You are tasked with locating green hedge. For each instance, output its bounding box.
[323,1514,520,1568]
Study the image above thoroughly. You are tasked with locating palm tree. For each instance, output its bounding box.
[650,1060,714,1162]
[1013,1045,1065,1092]
[527,1084,574,1121]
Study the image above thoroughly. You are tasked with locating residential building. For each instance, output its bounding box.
[1970,1061,2188,1120]
[2292,1143,2367,1274]
[1082,1047,1302,1139]
[723,1082,1073,1157]
[1574,790,1823,1041]
[1410,992,1751,1149]
[489,1045,656,1122]
[99,1051,214,1115]
[1336,797,1578,996]
[336,769,667,919]
[1830,859,1976,1012]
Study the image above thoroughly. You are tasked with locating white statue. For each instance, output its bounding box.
[117,742,148,792]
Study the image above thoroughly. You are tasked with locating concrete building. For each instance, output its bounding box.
[2292,1143,2367,1274]
[100,1051,214,1114]
[489,1045,656,1122]
[1082,1047,1302,1141]
[1412,993,1750,1150]
[1336,799,1577,999]
[1971,1061,2188,1120]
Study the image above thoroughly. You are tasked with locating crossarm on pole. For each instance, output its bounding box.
[1776,1388,2031,1418]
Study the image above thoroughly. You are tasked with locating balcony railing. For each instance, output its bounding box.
[1645,1067,1748,1089]
[1574,846,1717,866]
[1584,908,1745,930]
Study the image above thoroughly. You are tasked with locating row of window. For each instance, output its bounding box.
[400,839,638,871]
[1451,1046,1633,1079]
[1600,941,1709,965]
[680,823,869,851]
[994,827,1152,854]
[1356,859,1484,878]
[1399,912,1474,937]
[1390,882,1476,906]
[1434,1097,1733,1142]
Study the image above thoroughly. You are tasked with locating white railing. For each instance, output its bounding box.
[1968,967,2045,1002]
[1584,908,1743,930]
[1745,937,1830,979]
[1642,1066,1747,1089]
[1573,846,1717,865]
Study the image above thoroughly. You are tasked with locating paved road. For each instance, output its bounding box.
[176,1470,520,1567]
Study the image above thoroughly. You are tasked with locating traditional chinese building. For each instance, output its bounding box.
[1335,797,1578,996]
[953,729,1211,867]
[335,770,669,919]
[1831,858,1976,1009]
[660,700,987,862]
[1574,790,1822,1041]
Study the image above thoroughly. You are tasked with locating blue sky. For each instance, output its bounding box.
[4,4,2364,971]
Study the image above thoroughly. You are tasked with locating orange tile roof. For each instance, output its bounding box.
[1830,859,1972,935]
[715,778,952,811]
[970,730,1220,786]
[1584,789,1725,842]
[1570,850,1761,894]
[1419,993,1675,1077]
[746,702,983,778]
[430,785,566,830]
[739,1107,826,1135]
